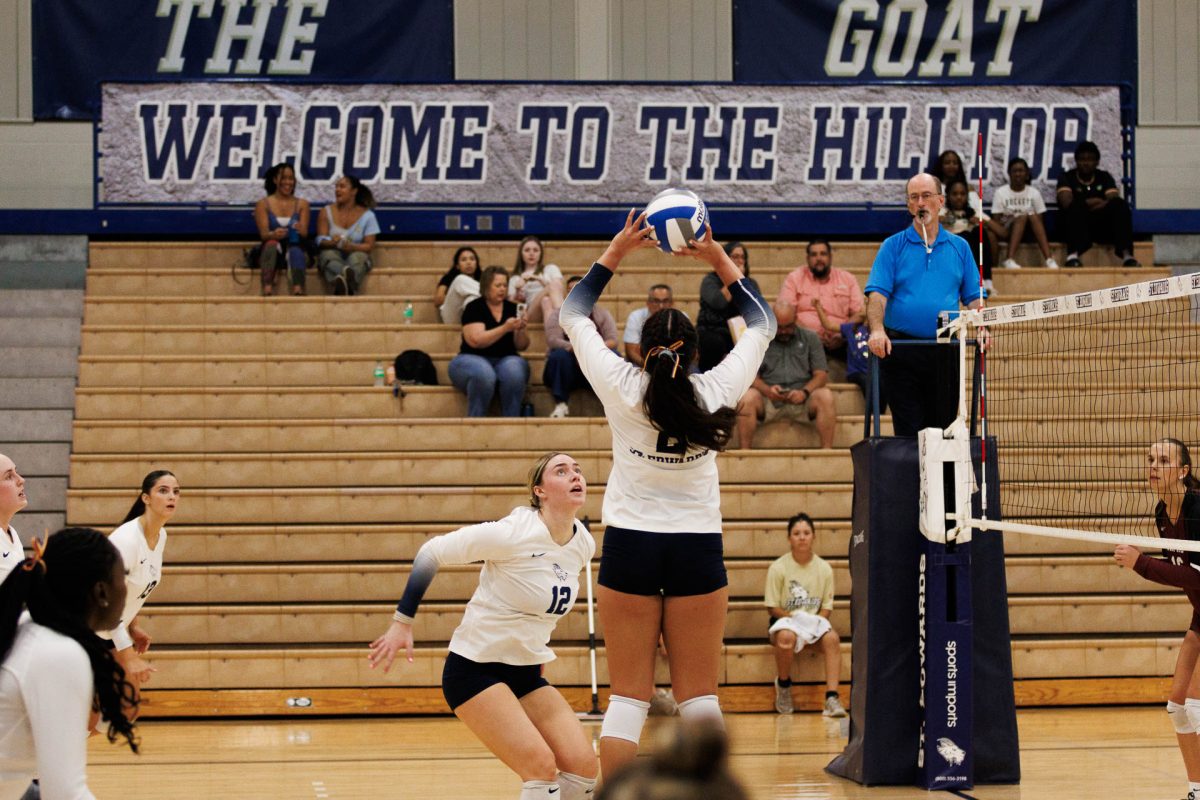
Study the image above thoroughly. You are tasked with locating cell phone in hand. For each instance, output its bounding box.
[516,302,527,318]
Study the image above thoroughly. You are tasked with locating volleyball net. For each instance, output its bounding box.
[935,271,1200,551]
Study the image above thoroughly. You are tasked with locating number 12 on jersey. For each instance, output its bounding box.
[546,585,572,615]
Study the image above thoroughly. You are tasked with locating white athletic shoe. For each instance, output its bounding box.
[549,402,569,418]
[1001,258,1021,270]
[823,695,848,718]
[1044,257,1060,269]
[774,680,794,714]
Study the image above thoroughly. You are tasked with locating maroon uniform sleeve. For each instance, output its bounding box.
[1133,551,1200,590]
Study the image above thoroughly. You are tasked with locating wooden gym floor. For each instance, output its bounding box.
[88,706,1184,799]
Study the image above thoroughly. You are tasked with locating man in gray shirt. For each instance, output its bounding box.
[735,302,836,449]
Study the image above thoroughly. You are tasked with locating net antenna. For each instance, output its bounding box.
[945,271,1200,552]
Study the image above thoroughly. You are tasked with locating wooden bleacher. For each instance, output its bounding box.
[66,239,1185,716]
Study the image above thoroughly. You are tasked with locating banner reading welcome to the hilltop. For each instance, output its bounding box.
[98,82,1121,206]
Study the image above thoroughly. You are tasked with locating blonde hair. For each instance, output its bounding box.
[527,452,568,509]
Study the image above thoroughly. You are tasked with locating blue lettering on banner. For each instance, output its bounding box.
[685,105,739,182]
[344,105,385,181]
[519,105,570,183]
[384,104,447,183]
[637,105,781,184]
[212,104,260,181]
[139,102,216,181]
[808,106,861,181]
[445,105,491,182]
[739,106,781,182]
[637,106,690,183]
[519,104,612,184]
[300,104,339,181]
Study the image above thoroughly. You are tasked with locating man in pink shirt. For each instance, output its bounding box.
[778,240,865,356]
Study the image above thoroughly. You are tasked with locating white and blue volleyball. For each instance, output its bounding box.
[643,188,708,253]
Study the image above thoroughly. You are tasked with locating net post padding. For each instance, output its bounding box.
[826,438,1019,786]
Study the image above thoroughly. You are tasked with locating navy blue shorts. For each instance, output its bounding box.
[441,651,550,711]
[598,526,727,597]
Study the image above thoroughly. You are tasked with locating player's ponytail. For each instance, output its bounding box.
[640,309,736,453]
[0,528,140,752]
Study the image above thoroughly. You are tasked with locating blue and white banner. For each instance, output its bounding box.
[32,0,453,120]
[734,0,1137,86]
[98,81,1121,206]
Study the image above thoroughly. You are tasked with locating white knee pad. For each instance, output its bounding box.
[1184,698,1200,734]
[1169,700,1195,734]
[557,771,597,799]
[600,695,650,744]
[677,694,723,728]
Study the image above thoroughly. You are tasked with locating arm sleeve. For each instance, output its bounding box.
[109,625,134,651]
[361,210,381,238]
[26,638,96,799]
[1133,553,1200,590]
[699,273,731,313]
[544,263,563,282]
[395,520,514,618]
[863,239,895,299]
[820,563,835,612]
[764,562,782,608]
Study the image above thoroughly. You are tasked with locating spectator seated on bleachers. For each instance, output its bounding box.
[508,235,565,324]
[448,266,531,417]
[253,162,311,297]
[777,240,865,371]
[940,178,995,294]
[1056,141,1139,267]
[435,246,482,325]
[316,175,379,296]
[624,283,682,367]
[992,157,1058,270]
[696,242,762,372]
[543,275,618,418]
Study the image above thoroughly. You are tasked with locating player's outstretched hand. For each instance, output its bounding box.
[677,222,723,265]
[1113,544,1141,569]
[599,209,656,270]
[368,620,415,672]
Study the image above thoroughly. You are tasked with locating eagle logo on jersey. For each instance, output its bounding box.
[552,563,568,582]
[787,581,818,614]
[937,737,966,766]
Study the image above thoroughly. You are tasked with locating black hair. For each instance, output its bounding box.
[343,174,376,209]
[648,283,672,296]
[640,309,735,453]
[722,242,750,276]
[263,162,294,195]
[787,512,815,536]
[943,178,975,215]
[452,247,482,281]
[806,239,833,258]
[1074,141,1101,160]
[514,235,545,275]
[122,470,176,524]
[0,528,139,752]
[1160,438,1200,493]
[595,721,748,800]
[930,149,964,182]
[1007,157,1030,173]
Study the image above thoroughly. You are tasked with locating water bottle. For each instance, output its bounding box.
[403,302,414,325]
[373,360,385,387]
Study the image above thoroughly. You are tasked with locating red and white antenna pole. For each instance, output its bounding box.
[977,132,988,519]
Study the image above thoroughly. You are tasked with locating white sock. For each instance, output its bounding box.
[519,780,560,799]
[1189,780,1200,798]
[557,771,597,799]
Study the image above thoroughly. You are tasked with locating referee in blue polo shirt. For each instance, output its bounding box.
[864,173,985,436]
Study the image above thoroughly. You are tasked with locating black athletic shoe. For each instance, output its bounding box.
[344,269,358,296]
[1065,257,1083,268]
[333,274,347,295]
[1122,257,1141,267]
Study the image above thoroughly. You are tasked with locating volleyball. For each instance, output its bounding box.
[643,188,708,253]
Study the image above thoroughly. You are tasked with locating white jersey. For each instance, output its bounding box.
[561,266,773,533]
[418,507,594,666]
[0,527,23,582]
[991,184,1046,217]
[98,518,167,651]
[0,616,95,799]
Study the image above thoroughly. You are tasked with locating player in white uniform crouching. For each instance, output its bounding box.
[559,212,775,779]
[369,453,598,800]
[98,470,179,687]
